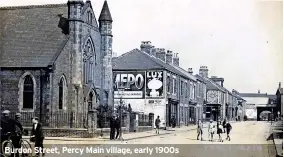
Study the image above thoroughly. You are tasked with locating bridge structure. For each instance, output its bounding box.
[240,92,277,121]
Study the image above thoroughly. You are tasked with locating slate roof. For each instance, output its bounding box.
[0,4,69,67]
[171,65,197,82]
[194,74,207,84]
[112,49,196,81]
[99,0,112,22]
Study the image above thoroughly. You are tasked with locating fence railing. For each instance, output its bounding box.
[6,111,88,128]
[138,114,151,126]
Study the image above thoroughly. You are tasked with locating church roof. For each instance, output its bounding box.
[0,4,69,67]
[99,1,112,22]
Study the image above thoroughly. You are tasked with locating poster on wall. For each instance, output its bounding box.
[113,71,146,99]
[145,71,163,98]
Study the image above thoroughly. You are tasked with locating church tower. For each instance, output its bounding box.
[67,0,84,113]
[99,0,113,107]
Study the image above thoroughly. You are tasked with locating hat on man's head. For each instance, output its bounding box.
[15,113,21,117]
[2,110,10,115]
[32,117,39,121]
[210,119,213,122]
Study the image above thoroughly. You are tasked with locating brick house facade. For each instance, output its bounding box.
[113,41,198,128]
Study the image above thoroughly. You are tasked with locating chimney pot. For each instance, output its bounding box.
[258,90,260,94]
[279,82,281,89]
[188,68,193,74]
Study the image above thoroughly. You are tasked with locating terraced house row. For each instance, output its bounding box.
[113,41,246,127]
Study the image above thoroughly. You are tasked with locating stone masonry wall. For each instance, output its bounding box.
[0,69,50,114]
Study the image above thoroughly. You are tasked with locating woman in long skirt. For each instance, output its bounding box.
[217,121,223,142]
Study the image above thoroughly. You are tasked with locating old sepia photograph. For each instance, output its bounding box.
[0,0,283,157]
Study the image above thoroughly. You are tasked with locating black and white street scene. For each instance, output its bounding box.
[0,0,283,157]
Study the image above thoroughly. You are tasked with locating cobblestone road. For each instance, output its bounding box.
[23,121,276,157]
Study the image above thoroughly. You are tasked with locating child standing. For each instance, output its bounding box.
[217,121,223,142]
[226,121,232,141]
[208,119,215,142]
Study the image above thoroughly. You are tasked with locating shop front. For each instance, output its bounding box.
[166,99,179,127]
[204,104,221,121]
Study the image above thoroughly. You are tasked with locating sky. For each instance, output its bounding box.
[0,0,282,94]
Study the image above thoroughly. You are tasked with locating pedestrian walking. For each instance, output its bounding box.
[197,119,203,141]
[12,113,24,157]
[222,119,227,133]
[171,116,176,128]
[1,110,18,156]
[30,117,45,157]
[115,116,120,139]
[109,115,116,140]
[208,119,215,142]
[155,116,161,134]
[217,121,223,142]
[225,121,232,141]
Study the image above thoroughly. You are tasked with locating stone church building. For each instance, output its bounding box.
[0,0,114,128]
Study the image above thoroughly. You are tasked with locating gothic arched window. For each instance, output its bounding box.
[23,75,34,109]
[83,39,96,84]
[87,11,92,24]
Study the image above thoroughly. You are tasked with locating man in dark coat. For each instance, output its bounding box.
[171,116,176,128]
[109,115,116,140]
[12,113,24,157]
[1,110,18,156]
[115,116,121,139]
[222,119,227,133]
[155,116,161,134]
[31,117,45,157]
[225,121,232,141]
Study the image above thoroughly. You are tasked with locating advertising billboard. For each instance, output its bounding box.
[113,71,146,99]
[145,71,164,98]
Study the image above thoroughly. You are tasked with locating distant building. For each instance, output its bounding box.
[240,91,276,121]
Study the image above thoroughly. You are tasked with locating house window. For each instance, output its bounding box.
[83,39,95,84]
[167,76,171,92]
[193,85,196,99]
[174,78,178,94]
[180,81,183,96]
[172,78,175,94]
[185,82,188,98]
[23,75,34,109]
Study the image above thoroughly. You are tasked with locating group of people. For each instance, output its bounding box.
[0,110,45,157]
[197,119,232,142]
[109,115,121,140]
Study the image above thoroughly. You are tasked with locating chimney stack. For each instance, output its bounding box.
[210,76,224,87]
[258,90,260,94]
[140,41,152,55]
[279,82,281,89]
[188,68,193,74]
[166,50,173,64]
[156,48,166,62]
[199,66,208,78]
[173,53,179,66]
[150,46,156,57]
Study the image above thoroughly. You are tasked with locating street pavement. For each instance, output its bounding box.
[17,121,278,157]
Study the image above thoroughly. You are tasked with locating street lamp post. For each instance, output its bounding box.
[117,88,125,141]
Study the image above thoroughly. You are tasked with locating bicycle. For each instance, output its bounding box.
[1,132,32,157]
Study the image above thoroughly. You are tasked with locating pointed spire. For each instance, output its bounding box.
[99,0,113,22]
